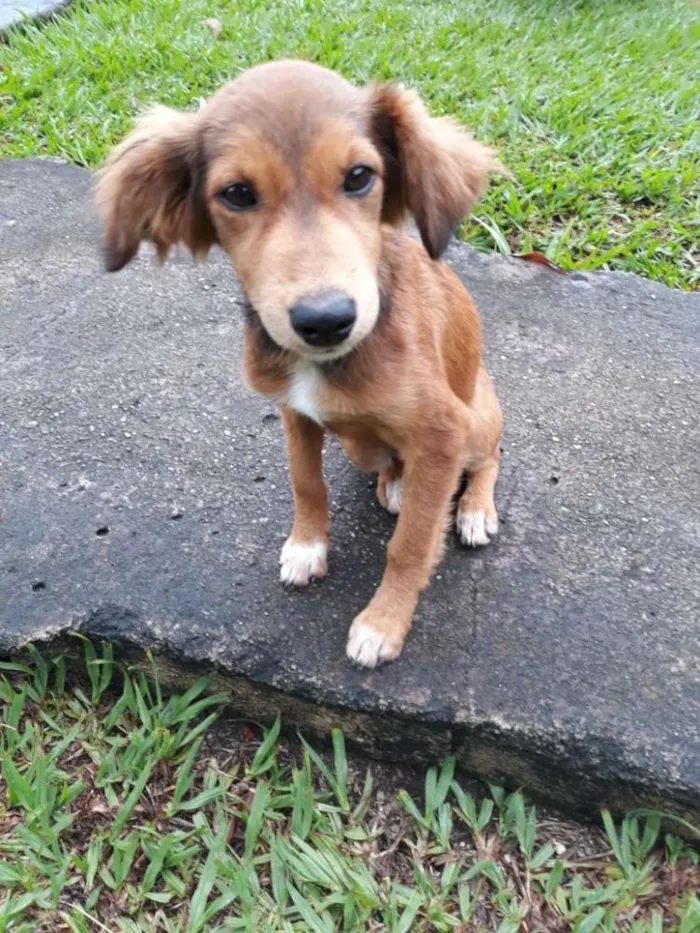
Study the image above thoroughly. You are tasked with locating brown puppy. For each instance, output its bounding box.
[97,60,503,668]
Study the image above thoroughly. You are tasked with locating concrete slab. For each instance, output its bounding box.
[0,0,70,32]
[1,158,699,821]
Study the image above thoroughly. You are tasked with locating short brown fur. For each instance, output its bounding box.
[97,60,504,668]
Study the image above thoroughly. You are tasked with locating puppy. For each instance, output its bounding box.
[97,60,503,668]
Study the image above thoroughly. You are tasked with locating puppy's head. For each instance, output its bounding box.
[97,61,499,361]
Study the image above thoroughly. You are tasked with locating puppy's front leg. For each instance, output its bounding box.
[279,407,329,587]
[347,417,467,667]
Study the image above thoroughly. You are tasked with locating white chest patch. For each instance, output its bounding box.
[287,364,326,425]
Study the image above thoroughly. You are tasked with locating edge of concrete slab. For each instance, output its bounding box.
[0,0,71,34]
[9,622,700,831]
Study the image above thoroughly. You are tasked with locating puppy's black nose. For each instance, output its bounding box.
[290,292,356,348]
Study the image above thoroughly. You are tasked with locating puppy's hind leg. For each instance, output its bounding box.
[376,459,403,514]
[456,451,500,547]
[455,366,502,547]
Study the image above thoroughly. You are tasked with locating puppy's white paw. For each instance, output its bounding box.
[346,620,402,669]
[384,479,403,515]
[456,510,498,548]
[280,538,327,587]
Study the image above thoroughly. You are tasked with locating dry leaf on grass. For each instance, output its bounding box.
[513,251,567,273]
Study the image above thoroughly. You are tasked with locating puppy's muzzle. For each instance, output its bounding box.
[290,291,356,348]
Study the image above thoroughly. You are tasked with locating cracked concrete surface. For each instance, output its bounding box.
[1,158,699,820]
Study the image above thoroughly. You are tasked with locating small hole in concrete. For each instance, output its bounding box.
[95,526,109,536]
[170,511,183,521]
[32,581,46,591]
[549,475,560,485]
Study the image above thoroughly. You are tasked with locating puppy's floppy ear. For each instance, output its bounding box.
[96,106,217,272]
[370,84,501,259]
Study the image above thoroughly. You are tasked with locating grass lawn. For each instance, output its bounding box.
[0,644,699,932]
[1,0,698,289]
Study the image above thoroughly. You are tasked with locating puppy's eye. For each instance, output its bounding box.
[219,182,258,211]
[343,165,375,197]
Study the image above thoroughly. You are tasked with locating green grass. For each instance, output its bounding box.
[1,643,699,931]
[1,0,699,289]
